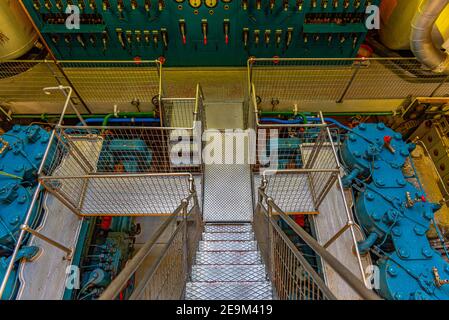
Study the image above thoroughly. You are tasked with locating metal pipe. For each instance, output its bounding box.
[410,0,449,74]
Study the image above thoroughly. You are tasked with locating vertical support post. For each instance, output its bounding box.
[181,199,190,282]
[336,62,361,103]
[267,197,274,283]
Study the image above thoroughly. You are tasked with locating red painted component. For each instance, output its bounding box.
[225,34,229,45]
[158,56,166,64]
[133,56,142,64]
[100,216,113,231]
[204,36,207,45]
[182,35,186,45]
[294,215,305,227]
[383,135,392,144]
[421,196,427,202]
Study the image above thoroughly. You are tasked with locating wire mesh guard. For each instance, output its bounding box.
[0,60,162,114]
[254,126,339,212]
[39,107,202,216]
[248,58,449,106]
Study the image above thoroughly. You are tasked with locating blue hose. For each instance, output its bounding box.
[259,115,306,124]
[77,118,161,126]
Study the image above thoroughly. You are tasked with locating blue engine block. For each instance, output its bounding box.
[341,122,449,300]
[0,125,50,299]
[98,139,152,173]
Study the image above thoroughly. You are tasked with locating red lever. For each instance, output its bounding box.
[383,135,392,144]
[182,35,186,45]
[204,36,207,45]
[225,34,229,45]
[421,196,427,202]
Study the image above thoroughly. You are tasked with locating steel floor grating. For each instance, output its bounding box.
[199,240,257,251]
[196,251,262,265]
[204,224,253,233]
[202,232,254,241]
[185,282,273,300]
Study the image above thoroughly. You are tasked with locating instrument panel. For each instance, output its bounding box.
[22,0,379,66]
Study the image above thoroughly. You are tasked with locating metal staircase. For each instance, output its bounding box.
[185,223,273,300]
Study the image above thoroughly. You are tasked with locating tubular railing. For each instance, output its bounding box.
[99,185,202,300]
[248,57,449,109]
[255,186,381,300]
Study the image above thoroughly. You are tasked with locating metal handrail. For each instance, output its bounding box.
[257,187,381,300]
[99,190,198,300]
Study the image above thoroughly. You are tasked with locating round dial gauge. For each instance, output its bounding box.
[175,0,185,3]
[204,0,217,7]
[189,0,202,8]
[222,0,232,3]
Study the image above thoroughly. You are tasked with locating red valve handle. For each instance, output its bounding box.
[182,35,186,45]
[204,36,207,45]
[225,34,229,45]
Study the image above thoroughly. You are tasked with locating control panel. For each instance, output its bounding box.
[22,0,379,66]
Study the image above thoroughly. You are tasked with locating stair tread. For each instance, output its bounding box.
[191,264,267,282]
[204,224,253,233]
[196,251,262,265]
[185,281,272,300]
[199,240,257,251]
[203,232,254,241]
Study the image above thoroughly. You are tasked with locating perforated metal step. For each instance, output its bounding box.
[196,251,262,265]
[185,282,273,300]
[191,265,267,282]
[199,240,257,251]
[204,224,253,233]
[203,232,254,241]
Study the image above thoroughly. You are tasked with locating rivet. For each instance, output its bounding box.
[349,134,357,142]
[377,123,386,130]
[366,192,375,201]
[397,178,406,186]
[388,266,398,277]
[398,247,410,258]
[359,123,366,131]
[375,179,385,186]
[414,226,426,236]
[422,248,433,258]
[394,133,402,140]
[394,292,404,300]
[392,227,402,237]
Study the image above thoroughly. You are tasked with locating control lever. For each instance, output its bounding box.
[51,35,59,45]
[321,0,328,8]
[256,0,261,10]
[333,0,338,8]
[117,0,124,18]
[135,30,141,43]
[223,20,230,45]
[275,30,282,48]
[243,28,249,48]
[145,0,151,12]
[44,0,52,10]
[78,0,85,11]
[102,0,110,10]
[201,20,208,45]
[102,31,108,52]
[286,28,293,48]
[33,0,40,10]
[352,34,358,49]
[179,20,187,45]
[89,0,96,10]
[242,0,248,10]
[116,28,125,48]
[131,0,138,10]
[366,0,372,6]
[65,35,72,47]
[56,0,63,11]
[311,0,317,8]
[126,30,132,45]
[283,0,289,11]
[144,30,151,44]
[354,0,360,8]
[89,34,96,47]
[153,31,159,48]
[264,30,271,47]
[161,29,168,49]
[343,0,349,9]
[269,0,275,11]
[158,0,165,11]
[254,30,260,47]
[77,34,86,48]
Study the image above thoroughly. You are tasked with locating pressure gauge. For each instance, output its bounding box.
[222,0,232,3]
[189,0,202,8]
[204,0,217,7]
[174,0,184,3]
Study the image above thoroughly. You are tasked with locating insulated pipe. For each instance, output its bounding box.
[411,0,449,74]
